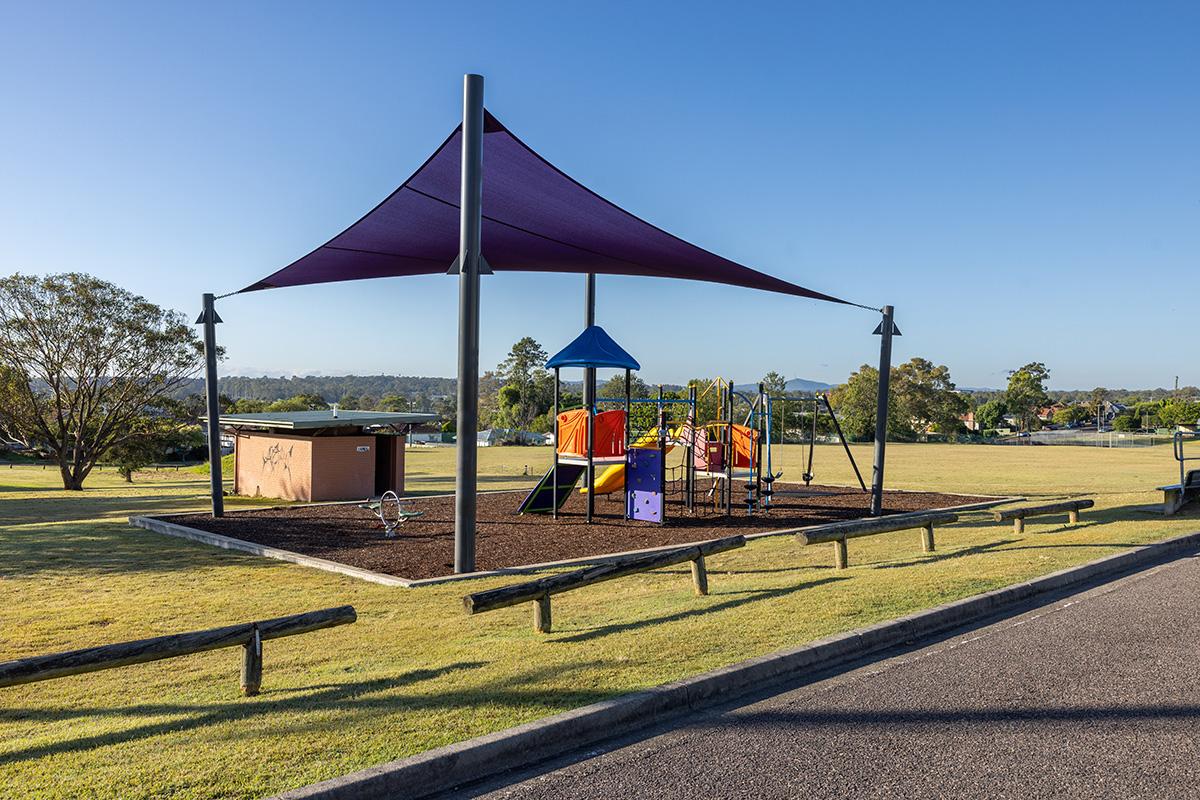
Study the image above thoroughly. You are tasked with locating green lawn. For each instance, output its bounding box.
[0,444,1195,799]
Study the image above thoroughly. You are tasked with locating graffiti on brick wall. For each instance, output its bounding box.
[262,443,294,477]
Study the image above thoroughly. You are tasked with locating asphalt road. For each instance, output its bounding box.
[462,554,1200,799]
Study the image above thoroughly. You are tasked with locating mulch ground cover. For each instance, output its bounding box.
[170,483,990,580]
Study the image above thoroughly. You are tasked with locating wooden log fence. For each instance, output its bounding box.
[463,535,746,633]
[0,606,356,696]
[796,512,959,569]
[992,498,1094,533]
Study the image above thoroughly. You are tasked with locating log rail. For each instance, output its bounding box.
[464,536,746,633]
[992,499,1094,533]
[796,512,959,569]
[0,606,356,696]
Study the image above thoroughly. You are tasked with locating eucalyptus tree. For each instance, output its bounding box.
[0,273,204,489]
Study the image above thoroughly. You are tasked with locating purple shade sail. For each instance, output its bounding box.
[240,111,850,305]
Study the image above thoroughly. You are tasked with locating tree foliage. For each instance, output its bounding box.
[1052,404,1091,427]
[892,358,968,435]
[830,359,966,441]
[829,365,905,441]
[491,337,554,430]
[975,398,1007,431]
[1004,362,1051,432]
[0,273,204,489]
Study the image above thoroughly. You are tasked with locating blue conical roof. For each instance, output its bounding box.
[546,325,640,370]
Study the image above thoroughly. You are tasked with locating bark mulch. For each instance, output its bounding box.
[170,484,989,581]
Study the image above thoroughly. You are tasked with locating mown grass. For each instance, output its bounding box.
[0,443,1195,799]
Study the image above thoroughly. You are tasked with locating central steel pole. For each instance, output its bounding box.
[454,74,485,573]
[583,274,596,409]
[870,305,895,516]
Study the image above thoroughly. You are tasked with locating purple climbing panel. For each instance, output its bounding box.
[626,447,664,523]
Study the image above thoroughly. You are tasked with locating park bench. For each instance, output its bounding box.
[795,511,958,570]
[0,606,355,696]
[1157,471,1200,515]
[462,535,745,633]
[991,498,1094,533]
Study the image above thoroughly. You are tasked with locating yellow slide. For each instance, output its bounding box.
[581,428,676,495]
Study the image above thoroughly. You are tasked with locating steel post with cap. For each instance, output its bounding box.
[870,305,897,516]
[584,274,596,412]
[198,293,223,517]
[454,73,485,573]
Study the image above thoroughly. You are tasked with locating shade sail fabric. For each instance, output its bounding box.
[240,111,849,305]
[546,325,640,371]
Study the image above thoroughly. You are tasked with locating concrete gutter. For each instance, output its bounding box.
[270,529,1200,800]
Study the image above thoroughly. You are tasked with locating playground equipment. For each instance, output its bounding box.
[362,490,424,537]
[517,325,641,523]
[1158,431,1200,515]
[782,394,868,491]
[519,327,870,525]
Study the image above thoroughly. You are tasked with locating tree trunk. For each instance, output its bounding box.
[58,461,83,491]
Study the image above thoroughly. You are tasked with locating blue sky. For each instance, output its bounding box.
[1,1,1196,389]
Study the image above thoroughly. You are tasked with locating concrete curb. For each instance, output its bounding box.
[131,495,1017,590]
[128,516,412,587]
[270,529,1200,800]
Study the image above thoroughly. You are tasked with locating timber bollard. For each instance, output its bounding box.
[690,555,709,596]
[240,625,263,696]
[534,595,552,634]
[833,539,848,570]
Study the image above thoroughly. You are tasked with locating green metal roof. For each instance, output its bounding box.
[211,410,439,430]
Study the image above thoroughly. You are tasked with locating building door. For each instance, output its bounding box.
[374,435,393,496]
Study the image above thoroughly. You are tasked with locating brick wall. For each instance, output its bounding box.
[233,432,314,502]
[309,435,377,501]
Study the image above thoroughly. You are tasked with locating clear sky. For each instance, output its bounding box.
[1,1,1196,390]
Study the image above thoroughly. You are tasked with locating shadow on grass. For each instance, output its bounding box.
[0,659,622,764]
[0,522,273,577]
[549,576,849,644]
[708,563,837,576]
[0,493,207,526]
[870,539,1020,570]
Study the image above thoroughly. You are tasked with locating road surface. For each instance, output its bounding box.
[462,553,1200,799]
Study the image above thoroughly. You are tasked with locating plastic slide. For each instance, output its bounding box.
[582,428,676,495]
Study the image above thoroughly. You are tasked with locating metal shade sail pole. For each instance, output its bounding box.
[584,274,596,412]
[870,305,897,516]
[198,293,224,517]
[454,74,485,573]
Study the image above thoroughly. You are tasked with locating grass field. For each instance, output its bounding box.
[1,444,1195,799]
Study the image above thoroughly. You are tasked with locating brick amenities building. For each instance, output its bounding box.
[214,410,438,502]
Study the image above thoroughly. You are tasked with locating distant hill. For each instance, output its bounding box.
[173,375,457,402]
[733,378,833,395]
[176,374,833,402]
